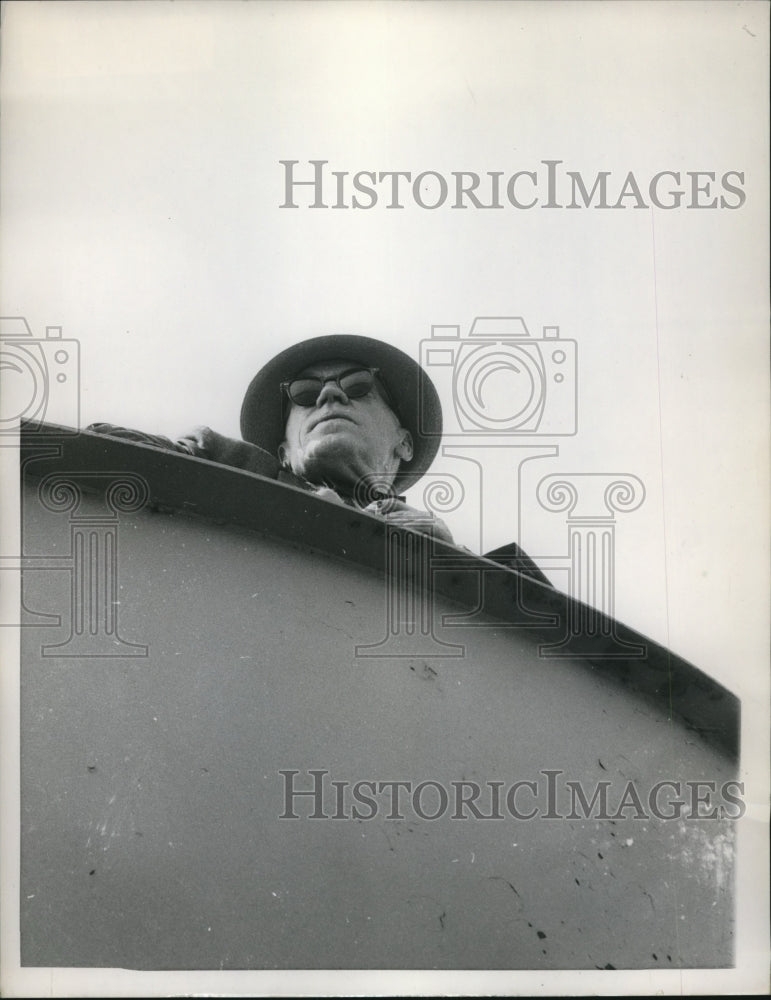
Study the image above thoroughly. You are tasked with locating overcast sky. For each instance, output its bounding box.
[1,0,768,704]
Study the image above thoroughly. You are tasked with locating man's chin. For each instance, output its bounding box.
[294,440,361,489]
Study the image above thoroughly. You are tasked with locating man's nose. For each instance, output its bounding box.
[316,379,350,406]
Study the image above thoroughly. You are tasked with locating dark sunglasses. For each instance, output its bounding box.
[280,366,399,415]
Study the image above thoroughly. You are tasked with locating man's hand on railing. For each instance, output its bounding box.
[86,423,279,477]
[363,496,454,545]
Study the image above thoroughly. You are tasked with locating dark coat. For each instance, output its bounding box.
[86,422,551,585]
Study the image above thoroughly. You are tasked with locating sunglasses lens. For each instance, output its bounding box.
[286,369,377,406]
[339,369,375,398]
[288,378,323,406]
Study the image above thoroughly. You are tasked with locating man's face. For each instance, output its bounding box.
[278,359,413,491]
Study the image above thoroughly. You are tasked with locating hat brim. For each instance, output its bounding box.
[240,335,442,494]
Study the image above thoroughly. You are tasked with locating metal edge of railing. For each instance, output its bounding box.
[18,422,740,762]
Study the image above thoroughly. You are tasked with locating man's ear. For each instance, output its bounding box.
[277,441,289,468]
[395,429,413,463]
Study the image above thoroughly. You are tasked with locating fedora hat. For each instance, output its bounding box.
[240,334,442,492]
